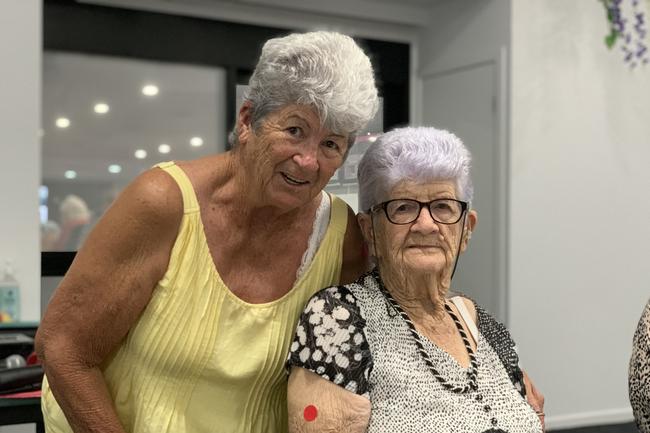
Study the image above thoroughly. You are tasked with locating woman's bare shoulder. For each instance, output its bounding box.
[120,166,184,222]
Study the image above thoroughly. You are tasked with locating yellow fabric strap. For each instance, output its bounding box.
[155,161,199,213]
[328,194,349,236]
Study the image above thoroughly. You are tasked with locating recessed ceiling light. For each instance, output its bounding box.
[190,136,204,147]
[56,117,70,128]
[368,136,378,143]
[142,84,159,96]
[64,170,77,179]
[108,164,122,174]
[158,143,171,154]
[134,149,147,159]
[94,103,110,114]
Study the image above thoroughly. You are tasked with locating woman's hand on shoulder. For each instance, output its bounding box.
[288,367,371,433]
[36,167,183,369]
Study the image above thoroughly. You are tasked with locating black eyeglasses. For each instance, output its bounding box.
[370,198,468,225]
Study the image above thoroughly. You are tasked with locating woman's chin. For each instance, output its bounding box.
[265,189,312,211]
[265,180,321,210]
[402,256,447,276]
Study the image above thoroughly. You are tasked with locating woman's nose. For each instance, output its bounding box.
[411,206,439,233]
[293,142,319,172]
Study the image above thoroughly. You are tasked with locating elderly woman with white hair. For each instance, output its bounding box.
[287,126,545,432]
[55,194,92,250]
[36,31,378,433]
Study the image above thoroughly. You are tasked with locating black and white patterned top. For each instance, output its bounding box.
[286,270,543,433]
[630,299,650,433]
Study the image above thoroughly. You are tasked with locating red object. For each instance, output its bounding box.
[0,390,41,399]
[26,351,39,365]
[303,405,318,422]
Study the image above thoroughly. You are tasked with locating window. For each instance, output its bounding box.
[41,52,226,251]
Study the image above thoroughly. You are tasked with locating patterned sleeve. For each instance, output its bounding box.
[475,304,526,398]
[630,299,650,433]
[286,285,373,398]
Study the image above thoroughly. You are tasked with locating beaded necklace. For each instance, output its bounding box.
[373,269,479,394]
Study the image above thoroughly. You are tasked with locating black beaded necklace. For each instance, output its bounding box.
[373,269,479,394]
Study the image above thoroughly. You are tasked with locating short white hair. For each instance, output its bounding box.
[230,31,379,146]
[357,126,474,212]
[59,194,91,222]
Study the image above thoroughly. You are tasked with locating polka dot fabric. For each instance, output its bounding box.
[287,271,542,433]
[630,299,650,433]
[286,285,373,397]
[475,304,526,397]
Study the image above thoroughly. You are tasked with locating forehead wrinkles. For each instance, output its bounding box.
[283,105,320,122]
[257,107,349,149]
[390,180,457,199]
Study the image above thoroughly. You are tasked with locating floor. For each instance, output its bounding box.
[550,422,637,433]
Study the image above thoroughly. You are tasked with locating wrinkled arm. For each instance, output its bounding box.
[288,367,370,433]
[35,169,182,433]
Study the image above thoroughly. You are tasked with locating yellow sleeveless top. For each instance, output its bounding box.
[41,161,349,433]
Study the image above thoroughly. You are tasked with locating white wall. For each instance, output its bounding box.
[420,0,509,74]
[0,2,41,432]
[0,1,42,323]
[510,0,649,428]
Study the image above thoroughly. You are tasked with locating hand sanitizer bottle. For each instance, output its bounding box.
[0,259,21,322]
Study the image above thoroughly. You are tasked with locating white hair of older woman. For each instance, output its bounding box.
[229,31,379,147]
[357,126,474,213]
[59,194,91,223]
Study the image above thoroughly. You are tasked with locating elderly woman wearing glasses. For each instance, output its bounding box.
[286,126,545,433]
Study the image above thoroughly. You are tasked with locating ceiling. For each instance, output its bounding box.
[42,51,227,183]
[79,0,445,28]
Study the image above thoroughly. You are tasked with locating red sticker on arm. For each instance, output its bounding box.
[303,405,318,422]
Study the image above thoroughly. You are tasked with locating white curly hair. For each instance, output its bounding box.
[357,126,474,213]
[229,31,379,147]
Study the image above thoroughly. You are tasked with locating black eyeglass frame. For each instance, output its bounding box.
[369,198,469,225]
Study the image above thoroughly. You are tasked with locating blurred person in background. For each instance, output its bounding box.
[54,194,91,251]
[41,220,61,251]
